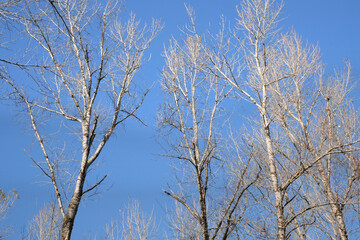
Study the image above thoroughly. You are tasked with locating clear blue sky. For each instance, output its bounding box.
[1,0,360,239]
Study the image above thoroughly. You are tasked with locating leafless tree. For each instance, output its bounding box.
[298,65,360,240]
[1,0,162,239]
[26,203,62,240]
[260,34,360,240]
[104,199,157,240]
[207,1,312,237]
[159,6,258,240]
[206,0,359,239]
[0,189,17,239]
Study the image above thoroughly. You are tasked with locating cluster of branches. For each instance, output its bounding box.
[20,199,157,240]
[0,189,18,239]
[159,1,360,240]
[1,0,161,239]
[0,0,359,239]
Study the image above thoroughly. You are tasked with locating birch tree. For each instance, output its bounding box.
[300,66,360,240]
[1,0,161,239]
[207,1,310,237]
[206,0,359,239]
[159,6,258,239]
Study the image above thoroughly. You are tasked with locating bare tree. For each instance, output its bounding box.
[261,36,360,240]
[159,6,258,240]
[26,203,62,240]
[0,189,17,239]
[1,0,162,239]
[299,65,360,240]
[207,1,312,237]
[206,0,359,239]
[104,199,157,240]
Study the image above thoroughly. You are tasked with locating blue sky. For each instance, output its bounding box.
[1,0,360,239]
